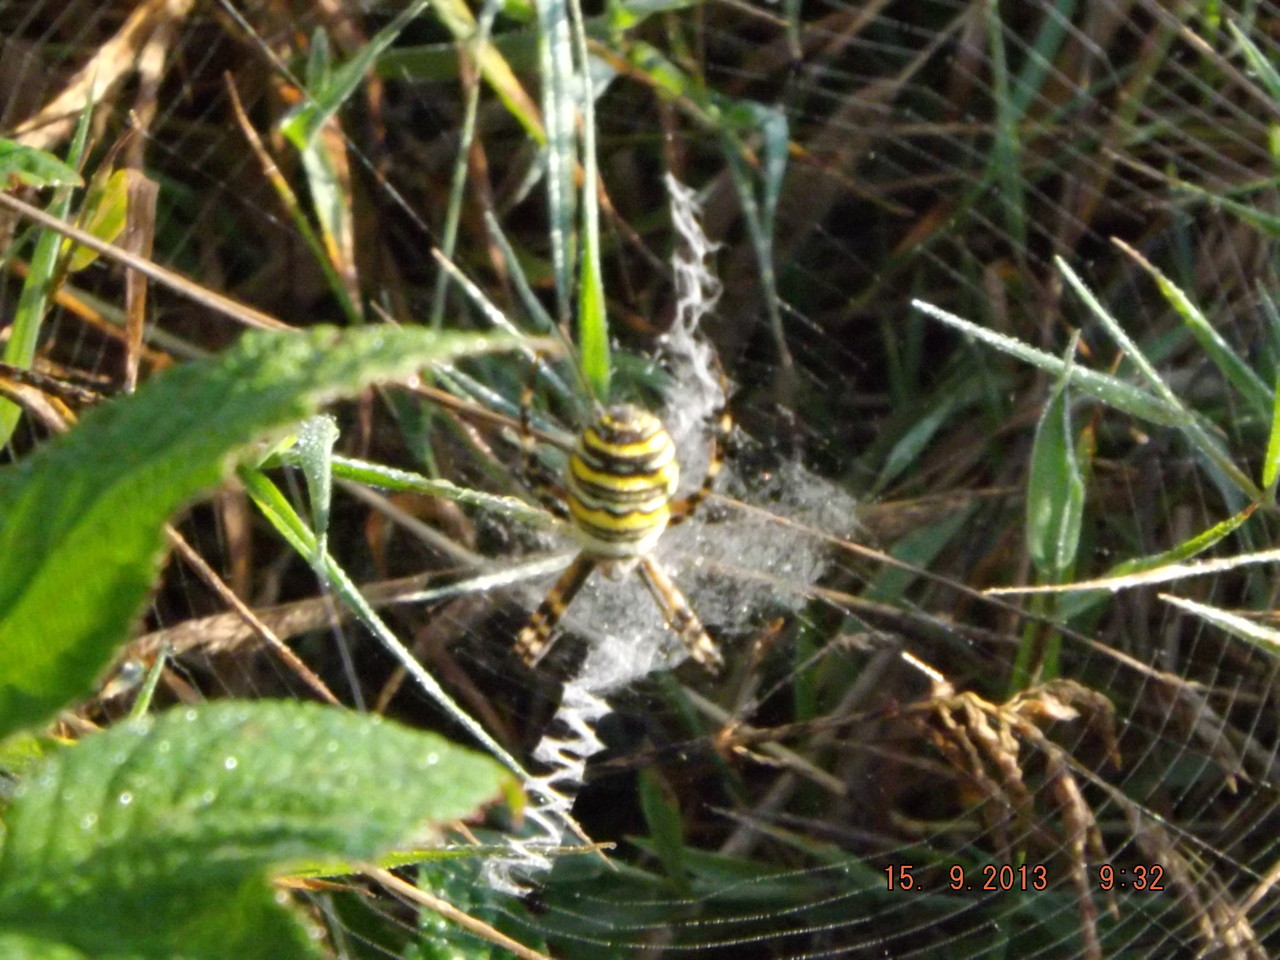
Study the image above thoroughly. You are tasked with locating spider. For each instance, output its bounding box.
[513,373,731,674]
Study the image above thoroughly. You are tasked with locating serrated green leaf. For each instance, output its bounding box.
[0,326,517,738]
[0,700,505,959]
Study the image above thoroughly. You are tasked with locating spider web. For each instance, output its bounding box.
[3,1,1279,958]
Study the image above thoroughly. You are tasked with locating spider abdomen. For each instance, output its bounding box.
[566,405,679,558]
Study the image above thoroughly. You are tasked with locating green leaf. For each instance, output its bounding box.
[62,168,129,273]
[719,99,791,369]
[296,414,340,557]
[0,325,517,738]
[410,861,537,960]
[311,452,551,528]
[1268,371,1280,491]
[281,2,430,149]
[572,0,610,402]
[983,0,1026,256]
[0,139,83,188]
[1228,20,1280,104]
[638,768,688,890]
[1056,503,1258,623]
[0,932,92,959]
[0,700,506,959]
[873,396,958,495]
[1026,356,1084,578]
[1159,593,1280,657]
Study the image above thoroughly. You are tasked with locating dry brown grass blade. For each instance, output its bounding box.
[13,0,196,151]
[1129,810,1268,960]
[899,678,1120,951]
[0,190,292,331]
[369,866,553,960]
[122,170,159,391]
[161,526,341,707]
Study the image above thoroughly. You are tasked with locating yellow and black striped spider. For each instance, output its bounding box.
[514,380,731,674]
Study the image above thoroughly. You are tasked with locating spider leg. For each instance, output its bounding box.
[516,553,597,665]
[669,349,731,526]
[668,406,730,525]
[637,554,723,674]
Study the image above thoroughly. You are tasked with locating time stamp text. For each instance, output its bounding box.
[885,864,1165,892]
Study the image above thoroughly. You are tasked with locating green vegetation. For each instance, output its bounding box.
[2,1,1279,958]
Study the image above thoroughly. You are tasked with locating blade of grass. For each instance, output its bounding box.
[299,452,553,528]
[0,105,94,445]
[718,99,792,373]
[984,0,1027,259]
[911,298,1185,426]
[1159,593,1280,655]
[1012,337,1086,690]
[482,211,592,414]
[1057,503,1259,621]
[0,190,290,331]
[537,0,578,334]
[988,544,1280,595]
[0,139,83,188]
[1227,19,1280,104]
[1112,238,1271,419]
[1025,338,1085,581]
[295,414,340,558]
[1266,372,1280,492]
[571,0,610,401]
[422,0,546,143]
[226,80,360,326]
[430,0,502,329]
[1055,255,1262,500]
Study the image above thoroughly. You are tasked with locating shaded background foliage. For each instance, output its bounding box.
[5,0,1280,957]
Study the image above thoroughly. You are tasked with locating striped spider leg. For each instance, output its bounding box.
[515,397,729,674]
